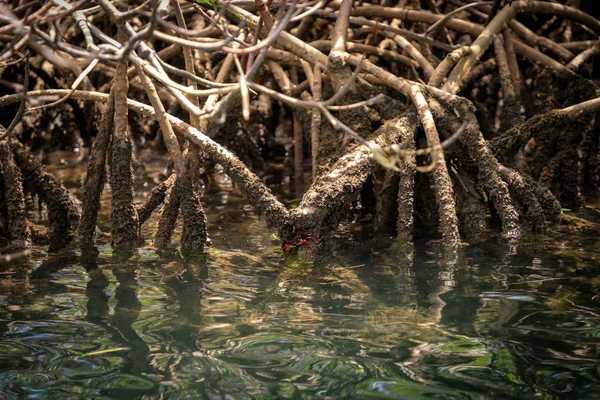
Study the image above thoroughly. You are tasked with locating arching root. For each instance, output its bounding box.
[429,93,560,239]
[0,142,31,249]
[10,140,80,251]
[153,173,182,247]
[285,112,418,241]
[137,173,176,229]
[491,110,590,208]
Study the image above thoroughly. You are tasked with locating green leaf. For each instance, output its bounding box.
[194,0,218,6]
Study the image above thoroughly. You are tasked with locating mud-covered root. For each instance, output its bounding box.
[491,109,591,209]
[180,148,208,254]
[429,91,564,239]
[410,85,459,244]
[454,184,488,243]
[153,173,182,248]
[375,171,399,233]
[498,165,562,231]
[465,119,520,238]
[110,61,140,252]
[152,169,208,253]
[428,93,522,239]
[284,112,418,242]
[137,174,176,230]
[78,89,115,245]
[375,121,416,239]
[0,142,31,249]
[180,170,208,255]
[396,151,416,239]
[9,140,80,251]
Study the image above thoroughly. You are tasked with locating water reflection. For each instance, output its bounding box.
[0,224,599,398]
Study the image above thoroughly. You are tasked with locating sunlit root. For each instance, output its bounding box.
[110,60,140,251]
[286,112,418,241]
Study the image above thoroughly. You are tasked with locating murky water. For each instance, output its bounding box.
[1,156,600,399]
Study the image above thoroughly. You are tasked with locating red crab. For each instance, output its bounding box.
[281,234,318,254]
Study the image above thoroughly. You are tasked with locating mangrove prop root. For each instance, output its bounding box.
[9,140,80,251]
[0,142,31,249]
[493,35,521,131]
[491,109,589,208]
[288,113,418,240]
[110,61,140,249]
[153,173,182,247]
[428,94,521,239]
[464,120,519,238]
[27,90,288,232]
[375,170,400,233]
[502,165,561,226]
[454,186,488,241]
[410,86,459,244]
[396,125,417,238]
[180,170,208,253]
[498,165,548,231]
[78,89,115,244]
[138,173,176,227]
[0,89,571,247]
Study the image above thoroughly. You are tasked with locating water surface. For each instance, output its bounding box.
[1,165,599,399]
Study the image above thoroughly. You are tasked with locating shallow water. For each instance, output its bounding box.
[2,160,600,399]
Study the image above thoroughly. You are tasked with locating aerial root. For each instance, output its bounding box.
[410,85,459,244]
[285,113,418,241]
[10,140,80,251]
[375,170,400,234]
[0,141,31,249]
[78,89,115,244]
[137,174,176,229]
[180,169,208,254]
[109,60,140,251]
[428,94,520,238]
[395,130,416,239]
[498,165,549,231]
[153,173,182,247]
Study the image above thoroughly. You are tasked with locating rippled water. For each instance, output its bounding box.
[1,169,600,399]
